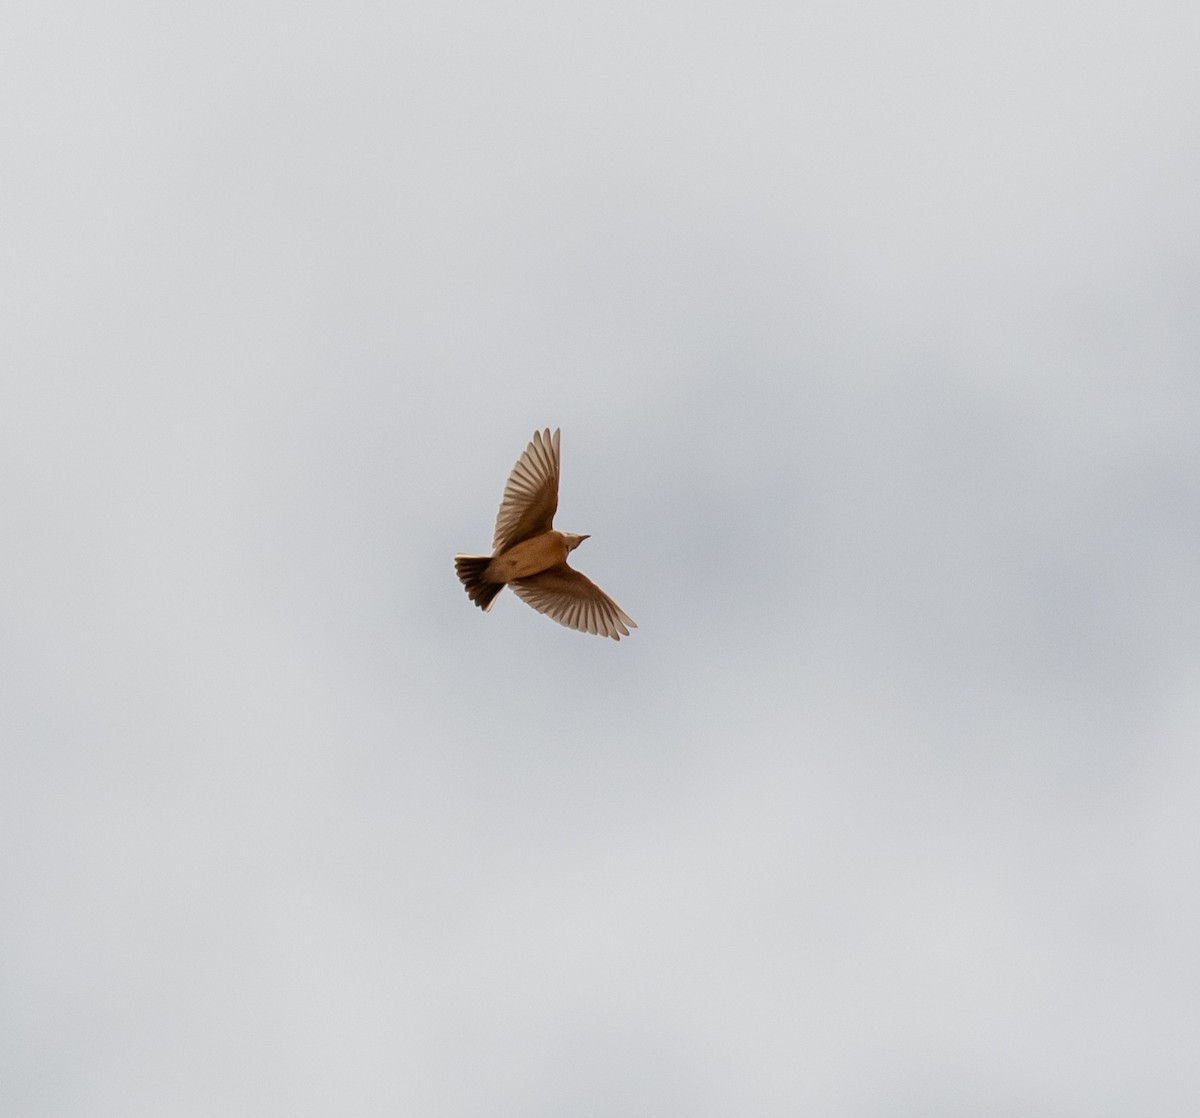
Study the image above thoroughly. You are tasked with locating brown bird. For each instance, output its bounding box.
[455,428,636,640]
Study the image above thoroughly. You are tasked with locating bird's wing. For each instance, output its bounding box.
[493,428,560,553]
[511,563,637,641]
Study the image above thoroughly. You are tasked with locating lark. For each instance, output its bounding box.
[454,428,636,640]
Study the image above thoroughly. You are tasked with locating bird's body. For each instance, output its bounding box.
[454,428,636,640]
[483,530,571,582]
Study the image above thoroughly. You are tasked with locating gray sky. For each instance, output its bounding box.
[4,2,1200,1114]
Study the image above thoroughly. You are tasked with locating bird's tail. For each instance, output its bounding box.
[454,555,504,612]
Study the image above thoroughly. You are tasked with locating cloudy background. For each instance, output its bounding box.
[4,1,1200,1113]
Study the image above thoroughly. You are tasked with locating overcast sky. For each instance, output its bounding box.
[4,2,1200,1114]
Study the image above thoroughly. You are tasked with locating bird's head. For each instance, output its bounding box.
[563,533,590,552]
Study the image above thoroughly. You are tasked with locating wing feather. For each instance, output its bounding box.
[511,563,637,641]
[489,427,559,549]
[492,428,560,553]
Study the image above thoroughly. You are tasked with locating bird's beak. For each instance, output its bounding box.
[579,534,590,541]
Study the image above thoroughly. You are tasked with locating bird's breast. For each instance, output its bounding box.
[486,532,569,582]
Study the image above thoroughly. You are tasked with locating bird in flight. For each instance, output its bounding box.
[455,428,636,640]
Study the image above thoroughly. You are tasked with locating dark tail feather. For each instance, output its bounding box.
[455,555,504,612]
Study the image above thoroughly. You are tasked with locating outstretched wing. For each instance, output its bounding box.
[493,428,560,553]
[511,563,636,641]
